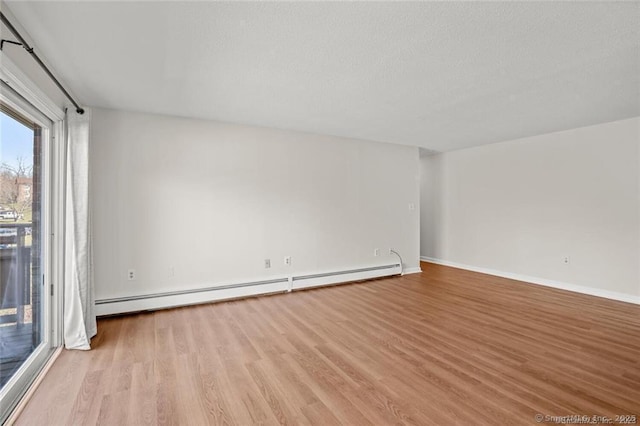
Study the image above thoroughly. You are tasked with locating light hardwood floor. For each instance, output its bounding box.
[14,262,640,425]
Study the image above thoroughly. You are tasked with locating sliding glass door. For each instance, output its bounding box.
[0,86,58,422]
[0,105,43,386]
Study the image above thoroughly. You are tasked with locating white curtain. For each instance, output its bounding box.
[63,109,96,350]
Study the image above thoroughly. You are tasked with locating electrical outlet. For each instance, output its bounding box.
[265,259,271,269]
[389,248,393,255]
[128,269,136,281]
[563,256,570,265]
[408,203,416,211]
[374,248,380,257]
[284,256,292,266]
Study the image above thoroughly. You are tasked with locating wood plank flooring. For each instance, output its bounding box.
[14,262,640,425]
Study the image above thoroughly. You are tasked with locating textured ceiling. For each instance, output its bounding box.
[4,1,640,151]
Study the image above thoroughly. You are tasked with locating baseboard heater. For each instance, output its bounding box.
[292,264,400,290]
[95,263,400,316]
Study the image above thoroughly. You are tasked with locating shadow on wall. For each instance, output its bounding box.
[420,150,444,259]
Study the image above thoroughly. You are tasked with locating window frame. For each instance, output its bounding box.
[0,52,65,423]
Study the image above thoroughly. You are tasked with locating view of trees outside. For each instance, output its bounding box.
[0,112,34,224]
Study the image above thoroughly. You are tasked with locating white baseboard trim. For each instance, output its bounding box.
[96,263,402,316]
[403,267,422,275]
[420,256,640,305]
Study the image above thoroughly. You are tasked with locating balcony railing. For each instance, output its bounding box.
[0,222,35,388]
[0,223,32,324]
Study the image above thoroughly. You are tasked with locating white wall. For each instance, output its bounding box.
[421,117,640,302]
[91,108,420,303]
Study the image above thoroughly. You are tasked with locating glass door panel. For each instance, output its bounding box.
[0,106,43,388]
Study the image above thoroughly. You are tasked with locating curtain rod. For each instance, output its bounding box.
[0,11,84,114]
